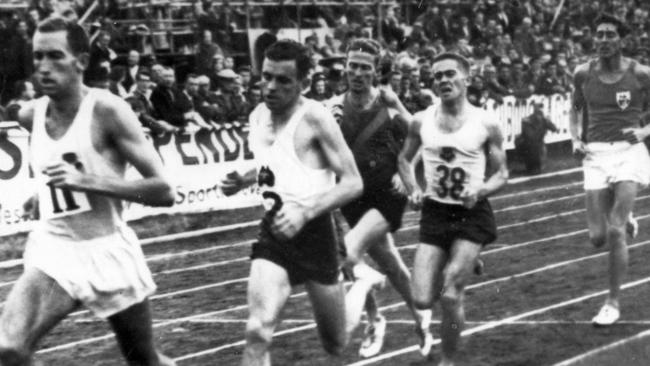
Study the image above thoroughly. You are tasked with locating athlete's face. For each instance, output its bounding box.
[594,23,621,59]
[33,31,87,98]
[432,59,469,102]
[346,51,376,94]
[261,58,303,114]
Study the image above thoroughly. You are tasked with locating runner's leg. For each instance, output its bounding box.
[0,268,78,366]
[241,259,292,366]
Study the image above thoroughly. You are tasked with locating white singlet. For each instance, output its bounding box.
[248,98,335,210]
[420,104,492,205]
[31,88,127,240]
[26,88,156,318]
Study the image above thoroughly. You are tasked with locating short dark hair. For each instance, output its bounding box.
[594,13,630,38]
[36,16,90,55]
[346,38,381,64]
[264,39,313,80]
[432,52,471,74]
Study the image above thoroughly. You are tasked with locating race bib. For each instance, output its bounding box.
[39,183,92,220]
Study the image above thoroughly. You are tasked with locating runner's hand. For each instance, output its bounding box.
[379,86,401,109]
[221,171,244,196]
[43,162,88,191]
[391,173,408,195]
[409,189,423,210]
[460,186,481,209]
[21,195,39,221]
[271,203,308,240]
[622,127,647,145]
[572,139,586,160]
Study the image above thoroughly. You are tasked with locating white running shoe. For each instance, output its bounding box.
[359,315,387,358]
[415,324,434,357]
[626,214,639,239]
[353,264,386,290]
[592,304,620,326]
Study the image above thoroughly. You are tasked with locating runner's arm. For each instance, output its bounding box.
[479,118,508,200]
[397,113,423,195]
[569,64,588,145]
[303,106,363,221]
[61,97,175,206]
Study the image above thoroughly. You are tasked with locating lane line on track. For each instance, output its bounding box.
[172,239,650,361]
[179,319,650,326]
[552,329,650,366]
[0,185,594,289]
[344,276,650,366]
[38,219,623,354]
[0,172,585,271]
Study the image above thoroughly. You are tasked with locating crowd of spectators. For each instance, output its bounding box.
[2,0,650,128]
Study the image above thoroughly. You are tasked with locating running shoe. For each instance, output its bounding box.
[474,257,485,276]
[353,263,386,290]
[414,324,434,357]
[626,214,639,239]
[592,303,620,326]
[359,315,387,358]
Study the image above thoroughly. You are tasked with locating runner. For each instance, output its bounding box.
[398,52,508,365]
[220,39,363,365]
[570,13,650,326]
[0,17,175,366]
[327,38,434,358]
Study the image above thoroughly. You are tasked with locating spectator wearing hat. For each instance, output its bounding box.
[304,72,331,102]
[84,31,116,86]
[514,101,558,174]
[319,55,348,96]
[212,69,248,124]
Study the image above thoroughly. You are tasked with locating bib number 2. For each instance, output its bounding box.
[436,165,466,200]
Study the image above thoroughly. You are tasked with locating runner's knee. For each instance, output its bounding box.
[607,225,625,244]
[244,316,274,347]
[589,233,606,248]
[440,286,462,311]
[0,329,31,365]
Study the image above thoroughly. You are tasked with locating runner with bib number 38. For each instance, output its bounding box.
[398,52,508,366]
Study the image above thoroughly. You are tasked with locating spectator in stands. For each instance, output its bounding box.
[122,49,141,94]
[467,74,490,107]
[150,67,193,130]
[224,55,235,70]
[511,62,535,99]
[7,79,35,108]
[254,24,279,74]
[535,61,569,95]
[3,19,33,105]
[209,53,225,91]
[514,101,558,174]
[185,73,219,125]
[108,66,128,98]
[245,83,261,117]
[85,31,116,86]
[483,64,507,103]
[304,72,331,102]
[237,65,252,88]
[195,30,223,76]
[388,71,402,94]
[212,69,248,124]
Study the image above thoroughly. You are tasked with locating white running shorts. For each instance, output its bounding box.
[583,142,650,190]
[23,226,156,318]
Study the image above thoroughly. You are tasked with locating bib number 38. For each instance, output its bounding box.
[436,165,466,200]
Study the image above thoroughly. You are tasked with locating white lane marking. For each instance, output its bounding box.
[552,329,650,366]
[345,276,650,366]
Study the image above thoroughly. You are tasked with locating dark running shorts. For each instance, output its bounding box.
[251,213,341,286]
[341,187,408,232]
[419,198,497,252]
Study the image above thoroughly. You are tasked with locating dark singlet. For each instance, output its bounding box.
[338,95,406,191]
[582,60,645,143]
